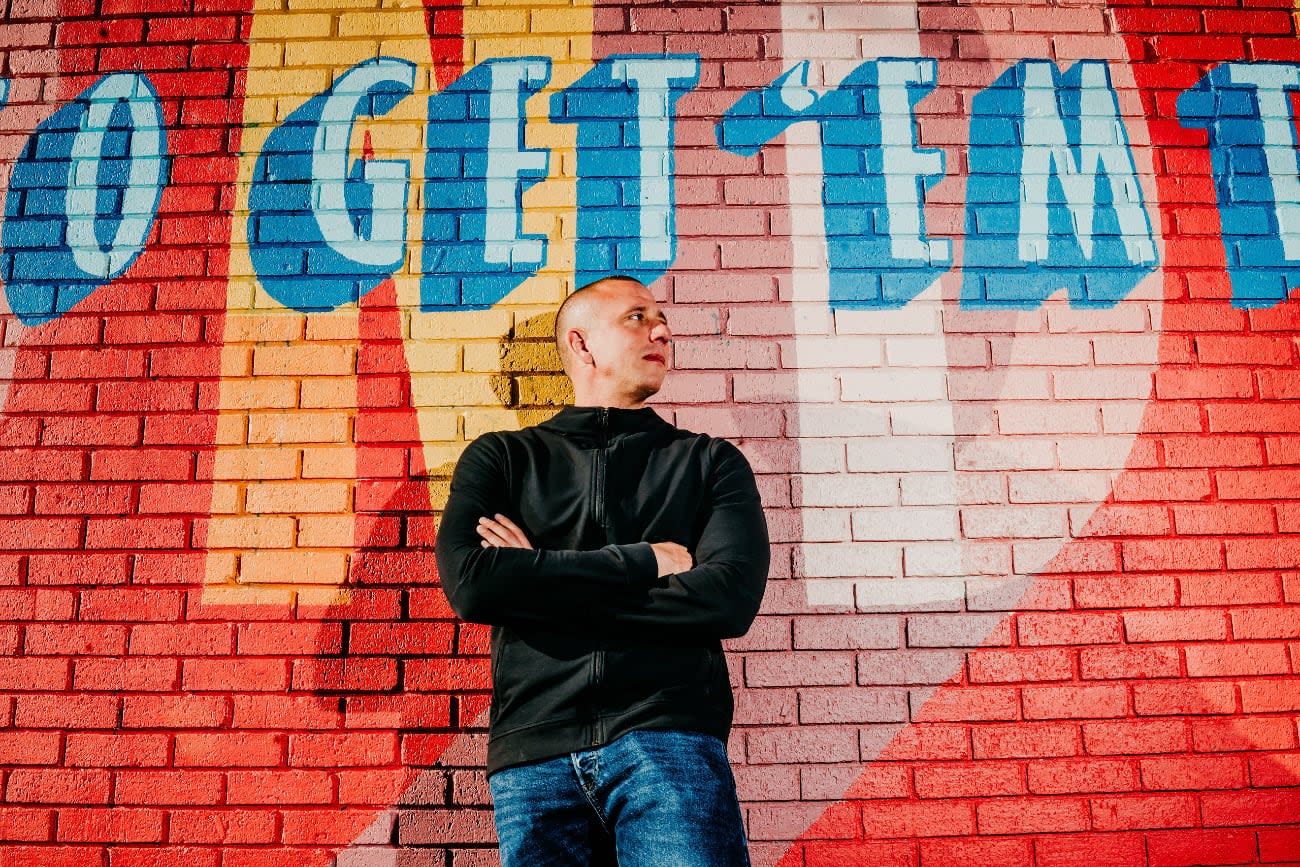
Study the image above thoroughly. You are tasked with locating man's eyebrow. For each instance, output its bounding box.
[623,304,668,324]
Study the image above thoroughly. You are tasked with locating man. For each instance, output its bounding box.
[434,275,769,866]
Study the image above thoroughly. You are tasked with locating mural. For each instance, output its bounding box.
[0,0,1298,864]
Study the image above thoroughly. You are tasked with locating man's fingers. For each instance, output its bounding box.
[477,516,533,549]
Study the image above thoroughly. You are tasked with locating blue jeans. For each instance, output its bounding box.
[488,729,751,867]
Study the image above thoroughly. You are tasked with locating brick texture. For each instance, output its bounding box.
[0,0,1298,864]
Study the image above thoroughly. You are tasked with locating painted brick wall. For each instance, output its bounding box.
[1,0,1299,865]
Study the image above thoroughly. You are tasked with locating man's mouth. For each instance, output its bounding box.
[644,353,666,365]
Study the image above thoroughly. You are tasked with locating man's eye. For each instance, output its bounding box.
[629,313,643,321]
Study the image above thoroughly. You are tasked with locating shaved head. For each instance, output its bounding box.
[554,275,647,375]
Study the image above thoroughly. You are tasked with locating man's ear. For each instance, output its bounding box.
[566,328,594,367]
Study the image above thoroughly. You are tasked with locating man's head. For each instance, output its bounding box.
[554,275,671,408]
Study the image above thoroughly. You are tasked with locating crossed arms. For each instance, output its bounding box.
[433,434,770,642]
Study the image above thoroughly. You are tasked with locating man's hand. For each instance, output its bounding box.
[650,542,692,577]
[477,514,533,549]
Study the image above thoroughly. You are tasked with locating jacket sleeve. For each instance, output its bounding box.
[592,439,770,642]
[434,433,661,627]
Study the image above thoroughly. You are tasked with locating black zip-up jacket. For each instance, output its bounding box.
[434,405,769,774]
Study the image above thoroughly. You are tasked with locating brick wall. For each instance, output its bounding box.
[1,0,1299,864]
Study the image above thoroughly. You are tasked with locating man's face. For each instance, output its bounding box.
[582,279,672,403]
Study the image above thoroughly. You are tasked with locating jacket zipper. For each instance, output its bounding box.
[591,407,609,746]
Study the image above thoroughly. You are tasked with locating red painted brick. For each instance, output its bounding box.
[1027,758,1139,794]
[74,658,178,692]
[0,658,70,691]
[805,840,914,867]
[967,648,1074,683]
[976,797,1089,834]
[0,732,60,766]
[1125,610,1228,642]
[914,686,1020,722]
[65,734,169,768]
[1080,645,1180,680]
[113,771,223,807]
[6,770,111,805]
[1201,788,1300,827]
[1019,612,1122,646]
[14,694,117,728]
[1090,793,1199,831]
[0,807,53,842]
[1023,684,1128,720]
[861,800,976,838]
[870,724,971,761]
[1034,833,1146,867]
[105,848,220,867]
[914,762,1025,798]
[1146,828,1258,867]
[232,695,341,730]
[1184,574,1283,607]
[227,770,335,805]
[288,732,397,767]
[972,724,1079,759]
[168,808,277,842]
[1082,719,1189,756]
[919,837,1032,867]
[1142,754,1247,791]
[24,623,127,656]
[121,695,228,729]
[1186,641,1290,677]
[1259,828,1300,861]
[292,658,397,692]
[1242,679,1300,713]
[1133,681,1238,717]
[56,808,164,843]
[182,658,289,692]
[175,733,282,767]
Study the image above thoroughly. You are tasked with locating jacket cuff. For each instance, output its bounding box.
[622,542,660,585]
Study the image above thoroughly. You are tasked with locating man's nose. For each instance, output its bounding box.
[650,319,671,343]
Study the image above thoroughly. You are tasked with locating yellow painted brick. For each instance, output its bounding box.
[247,42,284,69]
[300,378,357,409]
[464,9,529,31]
[214,379,298,410]
[404,342,461,373]
[296,515,356,548]
[245,481,352,514]
[295,587,350,609]
[301,447,356,479]
[203,516,297,549]
[517,408,563,429]
[516,374,572,406]
[408,309,512,340]
[500,341,561,373]
[251,13,335,39]
[304,312,360,342]
[287,0,377,9]
[253,344,355,377]
[410,374,509,407]
[241,551,349,585]
[503,275,567,307]
[530,9,590,32]
[218,347,253,378]
[415,410,460,442]
[461,343,501,373]
[418,444,470,472]
[425,479,452,512]
[203,552,239,586]
[248,68,333,97]
[379,37,438,58]
[208,483,242,515]
[473,37,569,61]
[463,408,525,440]
[511,308,560,339]
[337,10,425,36]
[211,447,300,480]
[200,583,296,611]
[516,176,574,209]
[282,40,378,68]
[249,411,351,445]
[216,414,248,445]
[223,313,305,343]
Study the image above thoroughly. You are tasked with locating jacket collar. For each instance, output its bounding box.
[542,404,671,437]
